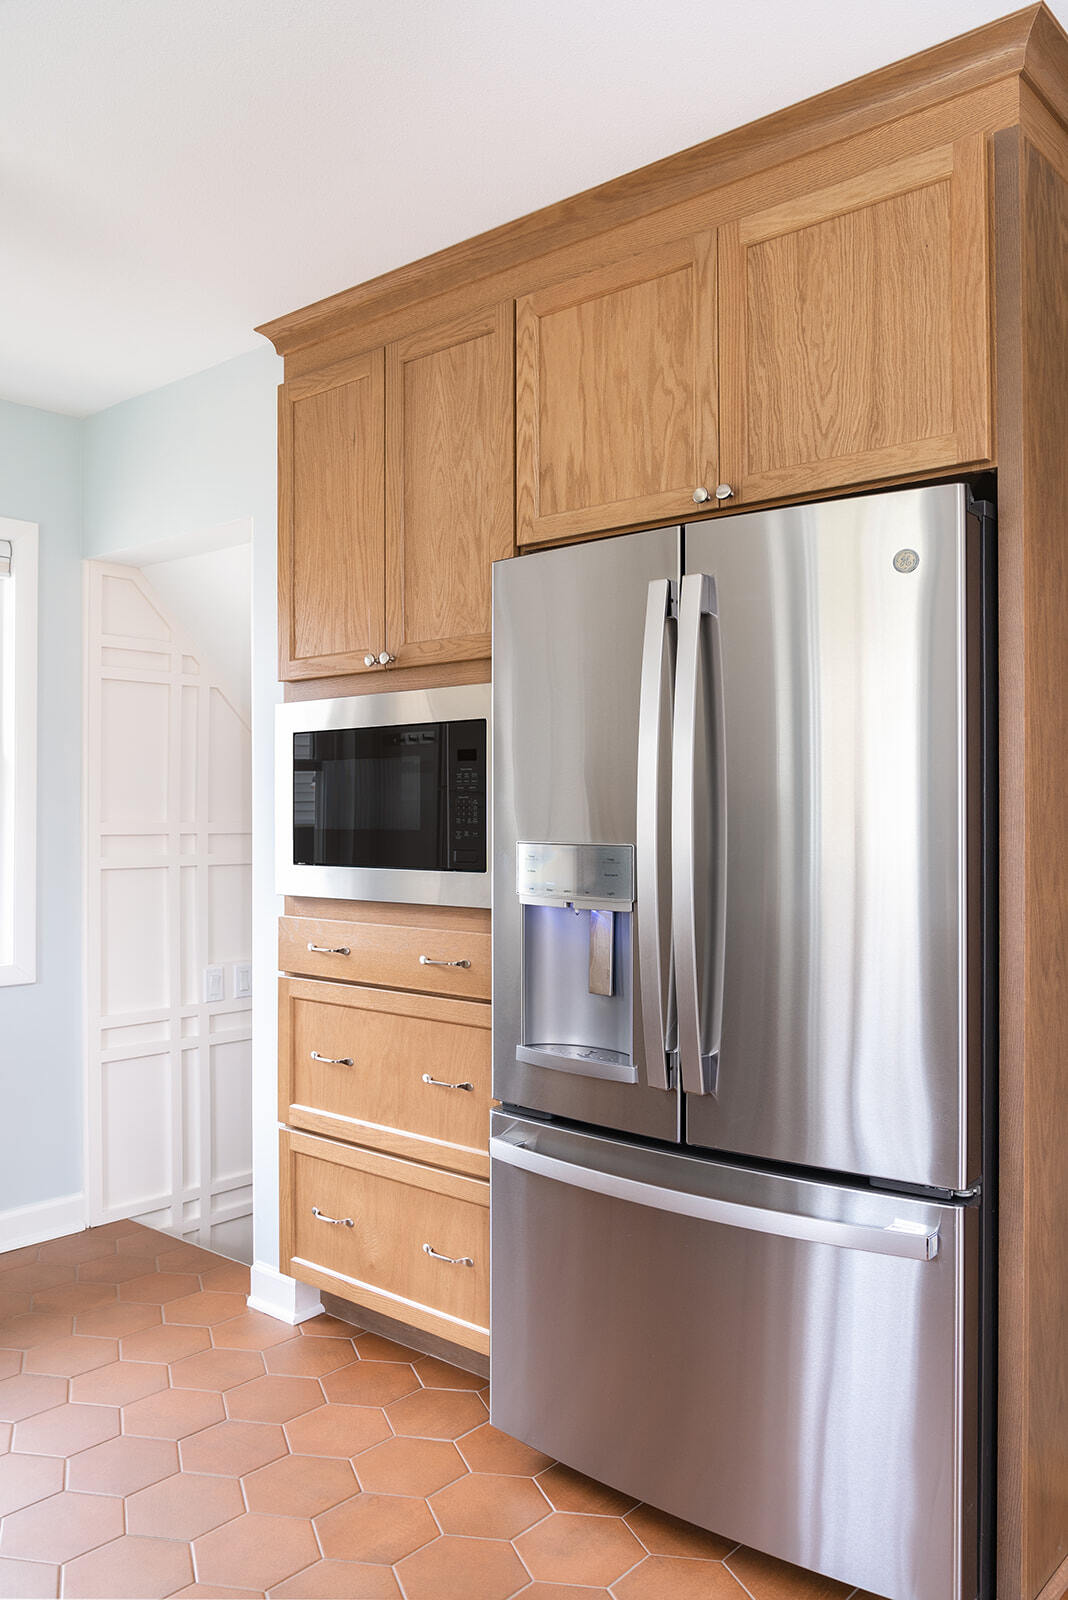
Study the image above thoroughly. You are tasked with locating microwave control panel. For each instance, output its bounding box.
[446,720,488,872]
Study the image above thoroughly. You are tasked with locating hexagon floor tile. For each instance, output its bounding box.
[0,1222,878,1600]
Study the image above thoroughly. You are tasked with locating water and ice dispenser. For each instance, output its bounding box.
[515,842,637,1084]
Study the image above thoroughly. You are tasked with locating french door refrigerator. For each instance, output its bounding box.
[490,482,995,1600]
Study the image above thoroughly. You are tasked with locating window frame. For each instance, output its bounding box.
[0,517,39,987]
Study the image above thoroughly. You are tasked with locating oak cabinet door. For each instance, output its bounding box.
[278,349,385,680]
[385,304,514,667]
[719,136,992,503]
[516,236,718,545]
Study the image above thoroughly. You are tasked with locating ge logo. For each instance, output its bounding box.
[893,549,920,573]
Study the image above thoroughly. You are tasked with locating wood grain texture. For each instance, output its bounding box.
[994,125,1068,1600]
[281,1129,490,1349]
[385,303,514,666]
[719,134,992,502]
[283,656,490,701]
[256,9,1046,357]
[278,915,491,1000]
[279,977,491,1178]
[283,897,490,933]
[278,349,386,680]
[516,235,716,544]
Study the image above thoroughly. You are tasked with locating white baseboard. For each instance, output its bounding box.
[0,1192,87,1253]
[247,1261,324,1325]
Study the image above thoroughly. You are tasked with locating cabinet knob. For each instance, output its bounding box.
[692,487,711,504]
[715,484,734,502]
[363,654,376,667]
[378,652,395,666]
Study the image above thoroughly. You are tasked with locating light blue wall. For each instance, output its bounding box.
[0,400,85,1211]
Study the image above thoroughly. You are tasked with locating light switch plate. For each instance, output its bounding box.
[232,962,252,999]
[203,965,225,1003]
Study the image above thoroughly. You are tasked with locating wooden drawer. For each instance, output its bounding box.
[278,915,491,1000]
[281,1128,489,1353]
[279,978,491,1178]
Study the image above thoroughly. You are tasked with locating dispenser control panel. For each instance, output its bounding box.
[516,842,634,908]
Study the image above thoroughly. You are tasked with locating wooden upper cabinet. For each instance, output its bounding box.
[718,135,992,504]
[279,349,386,680]
[516,236,717,545]
[385,303,514,666]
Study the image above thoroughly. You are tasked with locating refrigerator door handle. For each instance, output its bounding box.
[672,572,727,1095]
[636,577,676,1090]
[490,1131,941,1261]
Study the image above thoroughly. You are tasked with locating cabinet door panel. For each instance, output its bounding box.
[386,304,513,666]
[279,349,385,680]
[516,236,717,544]
[719,136,991,502]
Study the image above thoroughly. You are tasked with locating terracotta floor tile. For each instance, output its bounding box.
[354,1435,465,1496]
[126,1467,246,1537]
[285,1403,391,1458]
[0,1289,33,1319]
[0,1452,65,1515]
[0,1421,11,1451]
[213,1311,297,1350]
[76,1253,157,1284]
[268,1558,401,1597]
[515,1512,645,1586]
[0,1313,73,1349]
[122,1385,225,1439]
[118,1269,200,1303]
[63,1533,196,1598]
[0,1488,124,1562]
[351,1333,420,1363]
[156,1242,222,1273]
[200,1261,252,1293]
[242,1451,358,1516]
[386,1384,489,1440]
[0,1375,68,1423]
[519,1586,613,1598]
[624,1504,736,1560]
[458,1422,555,1476]
[315,1491,438,1563]
[613,1555,750,1599]
[264,1336,357,1378]
[0,1247,41,1272]
[36,1233,115,1268]
[69,1357,169,1405]
[394,1534,530,1600]
[172,1347,266,1390]
[29,1282,115,1314]
[537,1465,639,1517]
[0,1265,74,1296]
[172,1587,265,1599]
[73,1300,161,1338]
[66,1433,179,1495]
[12,1402,119,1456]
[163,1289,250,1324]
[113,1227,167,1256]
[226,1373,324,1423]
[180,1418,289,1476]
[194,1511,321,1591]
[298,1314,356,1338]
[724,1546,855,1599]
[412,1354,486,1390]
[322,1361,419,1407]
[119,1321,211,1363]
[432,1470,550,1538]
[0,1349,21,1380]
[0,1556,60,1598]
[22,1334,118,1378]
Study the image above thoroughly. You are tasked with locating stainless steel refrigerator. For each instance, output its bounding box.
[489,482,995,1600]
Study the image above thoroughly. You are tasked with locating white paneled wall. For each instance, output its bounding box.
[84,561,253,1260]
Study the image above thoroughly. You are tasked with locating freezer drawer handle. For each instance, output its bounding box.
[422,1073,474,1091]
[307,943,350,956]
[490,1134,940,1261]
[636,577,677,1090]
[310,1052,355,1067]
[423,1242,474,1266]
[419,955,471,969]
[311,1207,354,1228]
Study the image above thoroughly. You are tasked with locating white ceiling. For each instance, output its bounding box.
[3,0,1062,417]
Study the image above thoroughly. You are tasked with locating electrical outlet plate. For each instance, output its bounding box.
[203,965,225,1003]
[232,962,252,999]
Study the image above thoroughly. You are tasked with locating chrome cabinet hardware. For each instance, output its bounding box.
[418,954,471,968]
[378,651,395,665]
[423,1242,474,1266]
[311,1051,354,1066]
[422,1073,474,1091]
[714,483,734,501]
[312,1207,354,1227]
[307,943,350,955]
[363,653,376,666]
[692,487,711,504]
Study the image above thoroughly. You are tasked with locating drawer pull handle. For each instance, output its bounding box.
[423,1242,474,1267]
[307,943,350,956]
[422,1073,474,1091]
[312,1207,354,1227]
[311,1052,355,1067]
[419,955,471,969]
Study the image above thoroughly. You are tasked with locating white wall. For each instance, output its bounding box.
[0,399,85,1226]
[140,543,252,722]
[83,344,284,1269]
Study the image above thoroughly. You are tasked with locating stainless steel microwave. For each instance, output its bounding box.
[276,684,491,907]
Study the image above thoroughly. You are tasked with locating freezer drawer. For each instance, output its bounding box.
[490,1114,978,1600]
